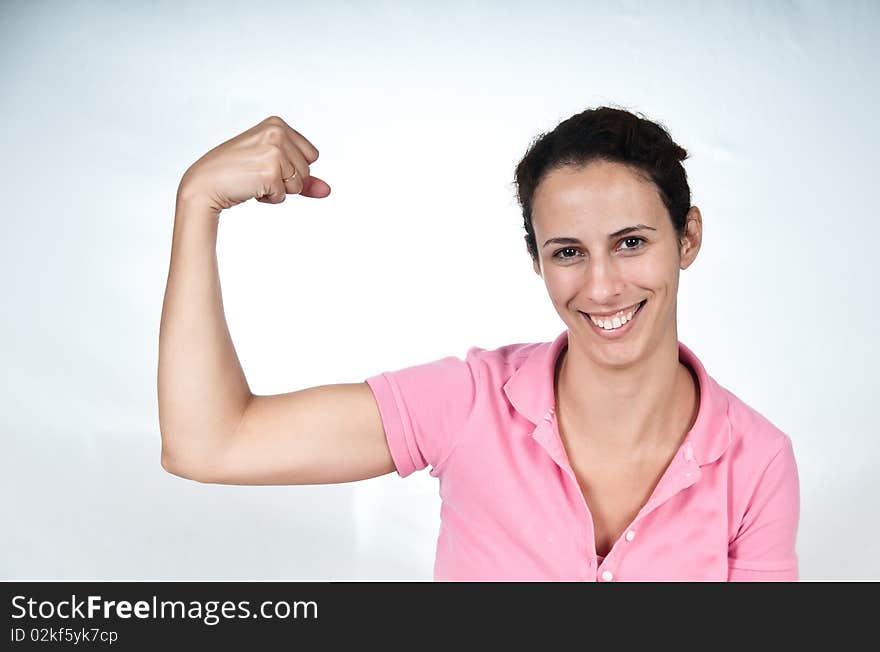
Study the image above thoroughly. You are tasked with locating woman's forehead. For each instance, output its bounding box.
[532,163,668,237]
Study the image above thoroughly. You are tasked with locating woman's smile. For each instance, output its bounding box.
[580,299,647,339]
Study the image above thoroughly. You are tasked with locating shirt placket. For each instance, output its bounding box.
[532,406,703,582]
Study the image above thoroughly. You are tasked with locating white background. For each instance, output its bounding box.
[2,0,877,581]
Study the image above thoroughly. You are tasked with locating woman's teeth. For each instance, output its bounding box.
[587,301,644,330]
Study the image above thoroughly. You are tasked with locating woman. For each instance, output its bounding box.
[158,107,800,582]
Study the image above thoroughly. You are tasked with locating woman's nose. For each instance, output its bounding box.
[583,257,623,303]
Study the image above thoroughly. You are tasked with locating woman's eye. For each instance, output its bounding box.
[619,237,645,251]
[553,247,580,259]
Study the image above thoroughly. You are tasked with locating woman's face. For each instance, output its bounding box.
[530,159,701,369]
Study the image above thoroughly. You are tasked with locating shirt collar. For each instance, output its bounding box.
[502,329,731,467]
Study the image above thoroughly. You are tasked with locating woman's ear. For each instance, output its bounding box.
[680,206,703,270]
[528,238,542,276]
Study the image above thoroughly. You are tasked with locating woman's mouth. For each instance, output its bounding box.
[580,300,647,339]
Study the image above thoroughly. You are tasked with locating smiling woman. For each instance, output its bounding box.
[158,107,800,582]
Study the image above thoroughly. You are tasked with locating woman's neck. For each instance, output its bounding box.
[554,335,699,458]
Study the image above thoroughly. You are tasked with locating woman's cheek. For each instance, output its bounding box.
[633,254,670,282]
[545,270,577,299]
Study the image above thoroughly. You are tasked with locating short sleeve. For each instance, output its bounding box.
[728,436,801,581]
[365,349,481,478]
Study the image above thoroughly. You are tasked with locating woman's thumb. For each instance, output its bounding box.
[299,175,331,198]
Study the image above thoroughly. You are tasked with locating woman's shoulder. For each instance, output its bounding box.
[464,330,567,367]
[712,379,795,465]
[461,334,560,380]
[464,339,544,364]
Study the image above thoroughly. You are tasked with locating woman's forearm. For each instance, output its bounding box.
[157,191,253,475]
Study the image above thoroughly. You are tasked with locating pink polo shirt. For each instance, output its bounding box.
[365,329,800,582]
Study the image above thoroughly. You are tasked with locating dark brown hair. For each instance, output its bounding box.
[514,106,691,262]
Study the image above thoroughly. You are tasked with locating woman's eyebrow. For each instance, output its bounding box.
[541,224,657,248]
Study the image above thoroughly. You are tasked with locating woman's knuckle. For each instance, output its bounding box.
[262,125,286,144]
[306,147,319,164]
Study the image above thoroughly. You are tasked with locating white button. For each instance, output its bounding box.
[625,530,635,542]
[602,570,614,581]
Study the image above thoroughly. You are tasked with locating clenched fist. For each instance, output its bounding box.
[176,115,331,213]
